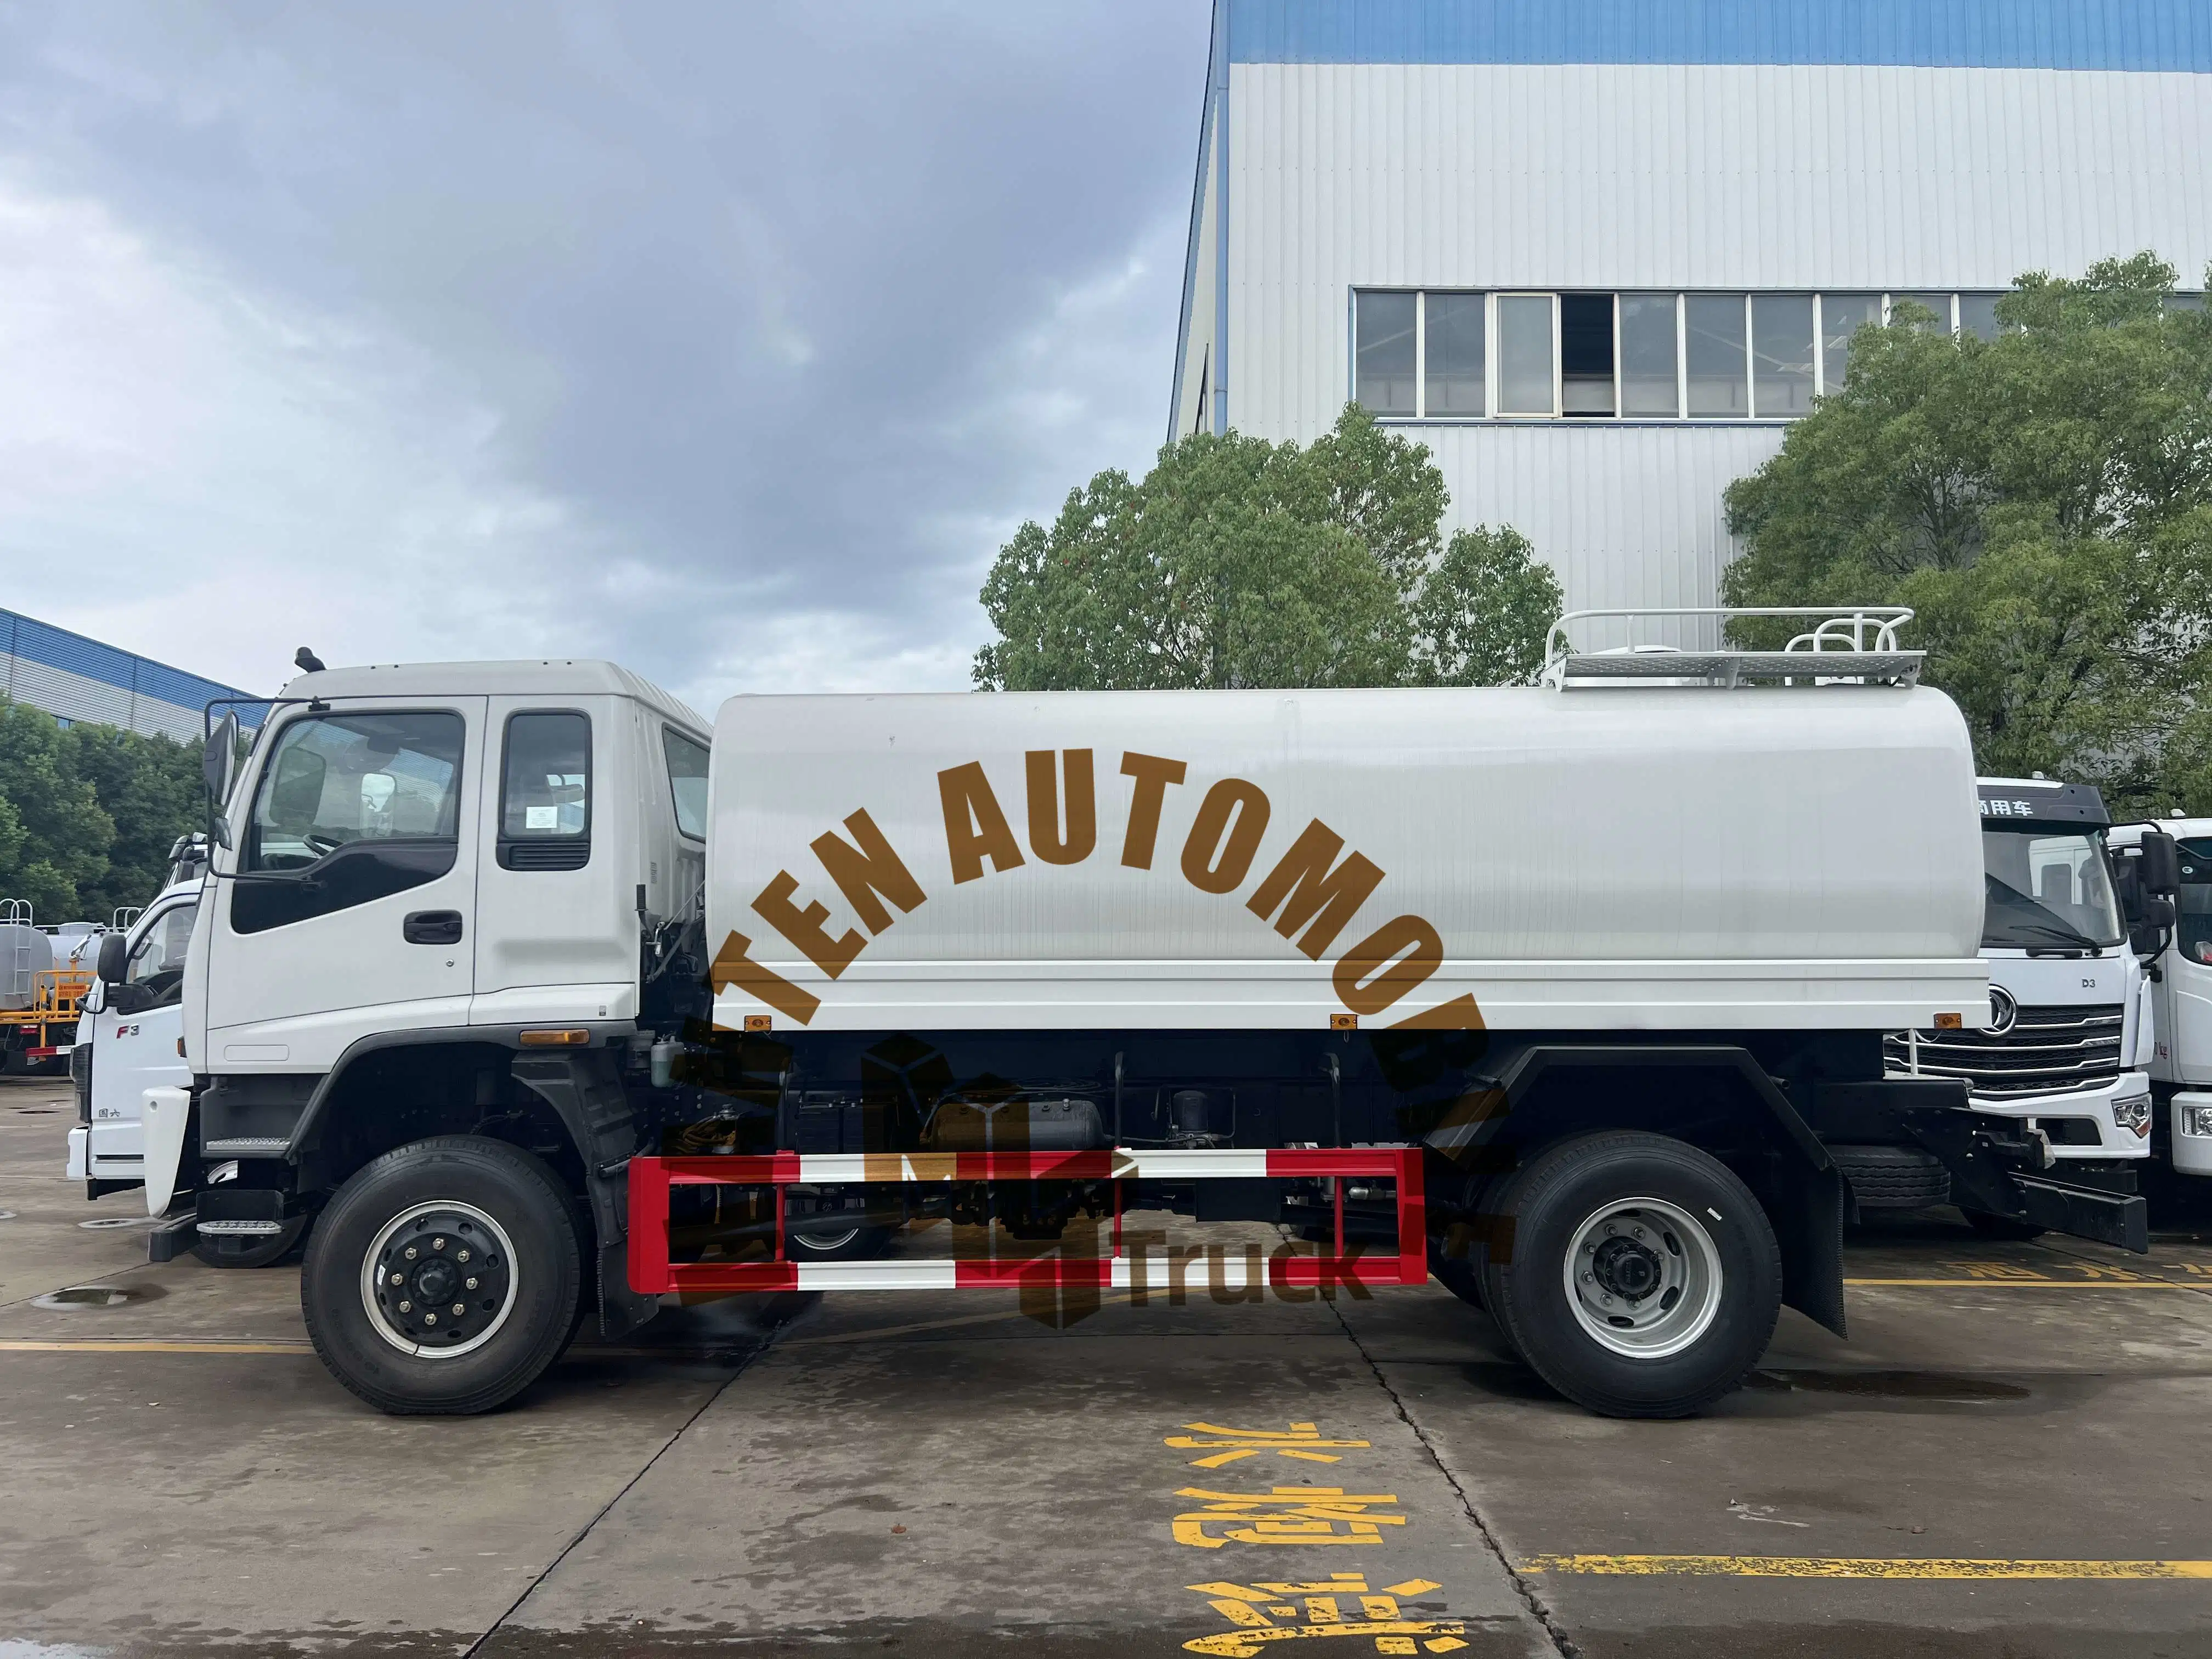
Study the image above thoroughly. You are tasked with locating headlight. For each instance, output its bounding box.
[2180,1104,2212,1138]
[2113,1093,2152,1136]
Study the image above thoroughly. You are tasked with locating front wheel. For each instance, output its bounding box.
[301,1136,582,1415]
[1479,1131,1781,1418]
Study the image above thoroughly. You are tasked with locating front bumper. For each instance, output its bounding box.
[1967,1073,2152,1159]
[65,1125,87,1182]
[2170,1091,2212,1177]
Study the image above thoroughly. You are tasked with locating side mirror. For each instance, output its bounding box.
[2141,830,2182,898]
[96,932,128,988]
[203,712,241,807]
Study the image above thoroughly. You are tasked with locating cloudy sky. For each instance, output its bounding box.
[0,3,1210,713]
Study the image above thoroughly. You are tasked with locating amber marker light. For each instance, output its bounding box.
[744,1014,772,1032]
[1933,1012,1963,1030]
[518,1029,591,1046]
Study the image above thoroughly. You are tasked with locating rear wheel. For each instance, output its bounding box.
[301,1136,581,1415]
[1479,1131,1781,1418]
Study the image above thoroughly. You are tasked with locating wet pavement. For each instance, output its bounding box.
[5,1073,2212,1657]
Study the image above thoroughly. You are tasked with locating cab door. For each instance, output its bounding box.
[2164,840,2212,1084]
[470,697,637,1026]
[205,700,485,1072]
[87,899,196,1178]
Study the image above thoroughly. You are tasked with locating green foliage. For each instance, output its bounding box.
[975,405,1561,692]
[0,701,206,922]
[1723,253,2212,816]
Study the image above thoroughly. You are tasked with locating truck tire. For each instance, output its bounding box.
[1477,1131,1781,1419]
[1829,1144,1950,1211]
[301,1136,582,1416]
[193,1214,308,1269]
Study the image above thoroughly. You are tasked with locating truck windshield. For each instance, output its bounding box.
[1981,828,2124,950]
[2176,838,2212,965]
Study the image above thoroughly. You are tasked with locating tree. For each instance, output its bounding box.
[0,703,114,919]
[1723,254,2212,816]
[974,405,1561,692]
[0,702,208,921]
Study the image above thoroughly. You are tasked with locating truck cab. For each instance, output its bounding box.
[66,875,199,1197]
[2119,815,2212,1178]
[1882,779,2154,1220]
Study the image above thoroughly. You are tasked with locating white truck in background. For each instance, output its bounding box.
[117,615,2154,1423]
[66,835,301,1266]
[1858,778,2170,1234]
[2114,816,2212,1182]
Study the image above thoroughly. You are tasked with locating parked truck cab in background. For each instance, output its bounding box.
[2116,815,2212,1181]
[1867,779,2160,1233]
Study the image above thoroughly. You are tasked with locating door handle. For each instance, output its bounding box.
[403,910,465,946]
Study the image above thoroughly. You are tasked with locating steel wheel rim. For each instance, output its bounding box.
[360,1200,518,1359]
[1561,1196,1722,1359]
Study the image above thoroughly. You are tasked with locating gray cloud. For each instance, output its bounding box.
[0,2,1207,713]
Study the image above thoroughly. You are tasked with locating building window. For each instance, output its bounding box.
[1351,287,2211,423]
[1495,294,1556,416]
[1354,291,1417,415]
[1751,295,1816,418]
[1423,292,1486,416]
[1618,294,1679,417]
[1684,295,1749,417]
[1821,294,1882,390]
[1560,294,1615,416]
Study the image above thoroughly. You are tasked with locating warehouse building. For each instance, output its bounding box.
[1,608,262,744]
[1170,0,2212,624]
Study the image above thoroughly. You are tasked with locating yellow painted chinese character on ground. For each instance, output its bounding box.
[1947,1261,2051,1280]
[1182,1576,1468,1655]
[1174,1487,1410,1548]
[1166,1421,1374,1469]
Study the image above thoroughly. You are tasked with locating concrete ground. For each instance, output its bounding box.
[5,1071,2212,1658]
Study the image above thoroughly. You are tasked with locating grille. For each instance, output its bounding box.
[1884,1005,2124,1100]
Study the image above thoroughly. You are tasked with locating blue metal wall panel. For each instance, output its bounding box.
[1,609,264,739]
[1229,0,2212,72]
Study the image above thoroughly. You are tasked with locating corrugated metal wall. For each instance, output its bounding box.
[1220,60,2212,609]
[0,610,264,744]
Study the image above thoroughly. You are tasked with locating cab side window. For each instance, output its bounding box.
[124,906,194,1009]
[233,710,466,934]
[663,728,708,841]
[2180,839,2212,964]
[499,712,592,871]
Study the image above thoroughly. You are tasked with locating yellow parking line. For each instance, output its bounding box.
[1522,1555,2212,1579]
[1843,1278,2183,1288]
[0,1339,312,1354]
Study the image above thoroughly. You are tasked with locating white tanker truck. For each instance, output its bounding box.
[119,610,2147,1421]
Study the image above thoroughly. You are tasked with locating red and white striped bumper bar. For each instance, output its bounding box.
[626,1146,1426,1295]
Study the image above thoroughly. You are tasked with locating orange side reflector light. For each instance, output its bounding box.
[744,1014,772,1033]
[1933,1012,1963,1030]
[519,1029,591,1047]
[1330,1012,1359,1031]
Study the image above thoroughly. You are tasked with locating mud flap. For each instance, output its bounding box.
[1770,1159,1847,1338]
[512,1051,662,1338]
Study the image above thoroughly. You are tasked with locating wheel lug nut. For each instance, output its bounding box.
[425,1313,438,1325]
[433,1238,446,1251]
[405,1246,417,1260]
[457,1249,470,1263]
[391,1272,404,1285]
[398,1300,412,1313]
[452,1302,465,1316]
[465,1278,479,1290]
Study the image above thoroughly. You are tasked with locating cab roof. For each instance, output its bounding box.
[273,659,708,737]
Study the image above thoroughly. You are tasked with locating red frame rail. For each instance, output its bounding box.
[627,1146,1426,1296]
